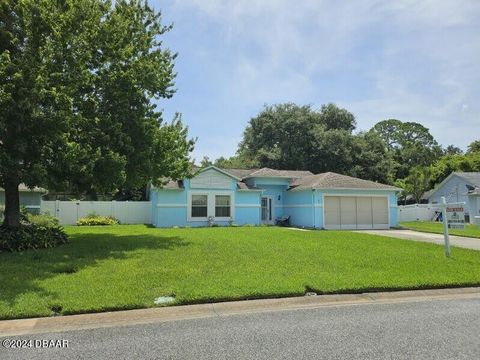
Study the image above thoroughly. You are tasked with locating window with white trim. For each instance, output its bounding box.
[191,195,208,218]
[215,195,231,217]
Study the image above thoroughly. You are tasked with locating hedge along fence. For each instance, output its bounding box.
[41,200,152,225]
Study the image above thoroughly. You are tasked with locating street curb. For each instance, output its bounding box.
[1,287,480,337]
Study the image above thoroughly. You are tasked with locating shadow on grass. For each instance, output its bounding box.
[0,229,190,317]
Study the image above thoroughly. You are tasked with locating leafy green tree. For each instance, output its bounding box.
[213,155,258,169]
[318,103,356,132]
[369,119,442,179]
[429,153,480,187]
[0,0,193,227]
[404,166,431,204]
[238,103,357,171]
[443,145,463,156]
[467,140,480,154]
[199,156,212,168]
[348,132,396,184]
[236,103,395,183]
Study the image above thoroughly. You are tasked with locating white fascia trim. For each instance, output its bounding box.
[236,204,261,208]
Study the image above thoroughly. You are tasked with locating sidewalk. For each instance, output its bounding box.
[1,287,480,337]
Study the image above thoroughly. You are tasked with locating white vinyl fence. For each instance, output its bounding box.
[398,204,440,222]
[41,200,152,225]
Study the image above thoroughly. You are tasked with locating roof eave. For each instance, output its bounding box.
[289,186,400,192]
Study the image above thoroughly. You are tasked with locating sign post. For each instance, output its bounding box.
[441,197,451,258]
[440,197,466,258]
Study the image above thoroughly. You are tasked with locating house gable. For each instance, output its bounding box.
[427,173,474,202]
[190,167,236,190]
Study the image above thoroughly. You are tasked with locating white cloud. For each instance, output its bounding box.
[163,0,480,158]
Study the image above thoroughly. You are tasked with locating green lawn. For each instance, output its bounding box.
[1,225,480,320]
[401,221,480,239]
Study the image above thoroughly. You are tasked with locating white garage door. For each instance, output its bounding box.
[324,196,389,229]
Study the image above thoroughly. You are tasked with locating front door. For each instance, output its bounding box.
[261,196,273,224]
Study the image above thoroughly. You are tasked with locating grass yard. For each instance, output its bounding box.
[401,221,480,239]
[1,225,480,320]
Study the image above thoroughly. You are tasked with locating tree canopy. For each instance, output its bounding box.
[233,103,394,183]
[0,0,194,226]
[369,119,442,179]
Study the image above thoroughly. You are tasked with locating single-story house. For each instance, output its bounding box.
[426,172,480,222]
[151,166,400,229]
[0,184,46,212]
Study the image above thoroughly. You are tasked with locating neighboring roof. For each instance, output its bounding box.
[454,172,480,186]
[242,167,314,179]
[160,180,185,190]
[0,184,46,193]
[289,172,400,191]
[421,189,434,200]
[426,172,480,200]
[220,168,260,179]
[236,182,262,191]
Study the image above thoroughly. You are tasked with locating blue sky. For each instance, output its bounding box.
[150,0,480,162]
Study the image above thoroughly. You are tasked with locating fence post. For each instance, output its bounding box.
[111,200,116,219]
[55,200,60,219]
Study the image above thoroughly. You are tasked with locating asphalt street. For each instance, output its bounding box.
[1,297,480,359]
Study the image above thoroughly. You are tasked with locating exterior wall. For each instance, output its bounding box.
[429,175,472,215]
[283,190,319,228]
[468,194,480,224]
[0,191,43,206]
[256,184,287,220]
[283,189,399,228]
[235,191,261,225]
[153,171,262,227]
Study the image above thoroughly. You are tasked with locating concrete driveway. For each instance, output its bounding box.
[357,229,480,251]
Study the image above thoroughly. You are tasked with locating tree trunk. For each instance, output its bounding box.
[3,179,20,227]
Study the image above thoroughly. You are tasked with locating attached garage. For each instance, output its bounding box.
[324,195,389,230]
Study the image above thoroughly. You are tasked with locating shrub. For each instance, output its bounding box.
[0,223,68,253]
[26,213,59,227]
[76,215,119,226]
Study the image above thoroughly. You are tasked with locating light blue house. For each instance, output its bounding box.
[151,166,400,229]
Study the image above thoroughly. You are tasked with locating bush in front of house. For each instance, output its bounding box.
[0,222,68,253]
[76,214,119,226]
[26,212,60,227]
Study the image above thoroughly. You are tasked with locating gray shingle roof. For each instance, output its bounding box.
[161,180,185,189]
[220,168,260,179]
[236,182,261,190]
[289,172,400,191]
[454,172,480,186]
[242,168,313,179]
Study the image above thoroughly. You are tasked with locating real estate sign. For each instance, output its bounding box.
[446,205,465,229]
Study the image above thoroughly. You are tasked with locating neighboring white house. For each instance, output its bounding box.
[0,184,46,212]
[426,172,480,222]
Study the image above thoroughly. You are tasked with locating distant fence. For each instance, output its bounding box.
[398,204,440,222]
[41,200,152,225]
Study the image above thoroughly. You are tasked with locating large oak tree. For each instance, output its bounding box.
[0,0,194,227]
